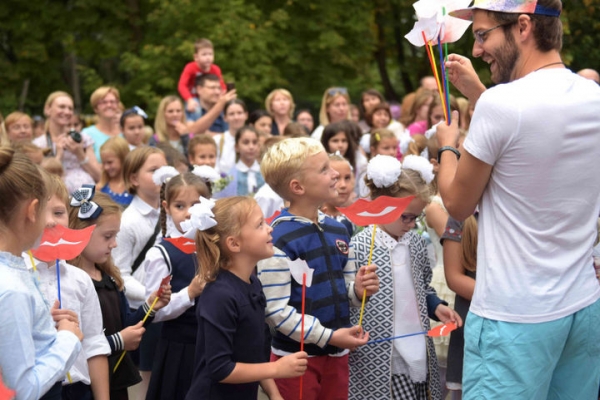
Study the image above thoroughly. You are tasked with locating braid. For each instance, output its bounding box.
[159,183,168,236]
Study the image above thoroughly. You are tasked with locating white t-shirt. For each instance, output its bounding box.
[464,69,600,323]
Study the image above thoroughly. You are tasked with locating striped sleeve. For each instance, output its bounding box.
[257,247,333,348]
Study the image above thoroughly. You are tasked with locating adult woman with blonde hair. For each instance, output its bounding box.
[32,91,101,193]
[82,86,123,160]
[152,95,191,156]
[265,88,295,135]
[2,111,34,144]
[311,87,351,141]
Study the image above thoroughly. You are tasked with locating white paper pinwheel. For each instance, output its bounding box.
[181,196,217,238]
[405,0,472,46]
[70,184,103,220]
[287,258,314,287]
[152,166,180,186]
[191,165,221,183]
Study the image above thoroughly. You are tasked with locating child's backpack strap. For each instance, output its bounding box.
[154,244,172,274]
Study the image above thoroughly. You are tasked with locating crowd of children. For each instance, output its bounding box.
[5,26,596,400]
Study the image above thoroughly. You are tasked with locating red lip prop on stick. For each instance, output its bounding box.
[164,237,196,255]
[31,225,96,262]
[336,195,415,226]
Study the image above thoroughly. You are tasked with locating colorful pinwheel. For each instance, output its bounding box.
[405,0,473,124]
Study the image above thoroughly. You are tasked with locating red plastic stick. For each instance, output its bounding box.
[299,273,306,399]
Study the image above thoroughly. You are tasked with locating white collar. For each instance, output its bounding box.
[368,225,411,250]
[131,195,160,217]
[236,160,260,173]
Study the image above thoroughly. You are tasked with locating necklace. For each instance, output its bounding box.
[535,61,564,72]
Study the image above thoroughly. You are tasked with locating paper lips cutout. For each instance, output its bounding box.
[164,237,197,255]
[31,225,96,262]
[337,196,415,226]
[427,321,458,337]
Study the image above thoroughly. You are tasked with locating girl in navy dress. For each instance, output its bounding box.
[145,169,210,400]
[185,196,308,400]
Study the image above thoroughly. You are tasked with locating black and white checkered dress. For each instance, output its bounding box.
[348,227,443,400]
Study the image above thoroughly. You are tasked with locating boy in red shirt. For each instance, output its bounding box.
[178,38,226,114]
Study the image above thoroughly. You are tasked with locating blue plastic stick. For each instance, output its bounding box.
[366,331,427,345]
[56,259,62,308]
[438,34,451,125]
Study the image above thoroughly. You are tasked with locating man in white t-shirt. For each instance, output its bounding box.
[435,0,600,398]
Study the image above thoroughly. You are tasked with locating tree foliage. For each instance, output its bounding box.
[1,0,599,117]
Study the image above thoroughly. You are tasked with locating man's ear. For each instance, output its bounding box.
[225,235,241,254]
[289,178,305,196]
[517,14,533,41]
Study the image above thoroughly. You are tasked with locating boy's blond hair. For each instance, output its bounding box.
[260,137,324,201]
[46,172,69,206]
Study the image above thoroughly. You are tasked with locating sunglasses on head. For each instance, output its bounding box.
[327,87,348,97]
[121,106,148,119]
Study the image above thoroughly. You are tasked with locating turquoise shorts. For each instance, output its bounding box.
[463,299,600,400]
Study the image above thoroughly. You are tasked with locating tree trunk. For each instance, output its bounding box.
[374,8,399,101]
[70,52,82,113]
[18,79,30,111]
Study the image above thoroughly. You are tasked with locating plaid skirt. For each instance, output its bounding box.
[391,374,428,400]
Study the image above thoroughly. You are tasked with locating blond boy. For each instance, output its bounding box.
[257,137,379,399]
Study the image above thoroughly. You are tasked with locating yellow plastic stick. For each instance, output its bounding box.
[357,225,377,327]
[27,250,37,273]
[113,297,159,373]
[427,41,448,123]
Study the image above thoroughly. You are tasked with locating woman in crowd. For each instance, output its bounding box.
[311,87,351,140]
[32,91,101,193]
[265,89,295,136]
[82,86,123,161]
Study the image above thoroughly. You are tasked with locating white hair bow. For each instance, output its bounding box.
[402,155,435,184]
[191,165,221,183]
[366,155,402,188]
[70,184,103,220]
[152,166,180,186]
[181,197,217,238]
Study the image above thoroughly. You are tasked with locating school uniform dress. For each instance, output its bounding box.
[348,227,444,400]
[146,233,199,400]
[93,271,156,399]
[185,270,267,400]
[235,160,265,196]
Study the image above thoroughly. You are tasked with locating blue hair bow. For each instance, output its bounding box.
[70,184,103,220]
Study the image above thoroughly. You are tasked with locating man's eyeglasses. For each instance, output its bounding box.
[327,87,348,97]
[400,213,424,224]
[473,22,514,44]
